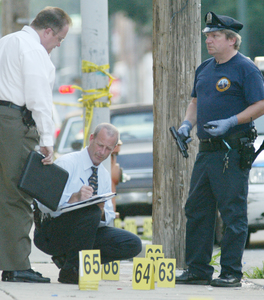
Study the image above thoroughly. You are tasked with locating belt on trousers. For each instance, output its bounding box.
[199,138,241,152]
[0,100,25,112]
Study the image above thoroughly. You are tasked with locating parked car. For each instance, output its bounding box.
[247,116,264,245]
[54,103,153,219]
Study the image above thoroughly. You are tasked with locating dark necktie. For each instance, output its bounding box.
[88,167,98,195]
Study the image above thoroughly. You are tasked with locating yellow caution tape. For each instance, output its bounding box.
[82,61,115,81]
[78,95,111,148]
[74,61,115,147]
[53,61,116,147]
[53,101,82,108]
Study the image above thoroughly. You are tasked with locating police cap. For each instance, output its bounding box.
[202,11,243,33]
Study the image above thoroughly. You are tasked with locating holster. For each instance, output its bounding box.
[239,137,255,169]
[22,107,36,127]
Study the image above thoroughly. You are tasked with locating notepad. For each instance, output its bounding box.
[18,151,69,211]
[60,192,116,213]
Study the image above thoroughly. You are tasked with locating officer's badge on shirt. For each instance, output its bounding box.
[216,77,231,92]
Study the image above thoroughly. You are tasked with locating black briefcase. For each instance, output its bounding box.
[18,151,69,211]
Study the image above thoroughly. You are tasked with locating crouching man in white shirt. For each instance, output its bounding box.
[34,123,142,284]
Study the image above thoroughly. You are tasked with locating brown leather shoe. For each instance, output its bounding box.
[58,267,78,284]
[2,269,50,283]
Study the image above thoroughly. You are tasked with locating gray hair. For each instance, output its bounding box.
[222,29,242,50]
[93,123,119,145]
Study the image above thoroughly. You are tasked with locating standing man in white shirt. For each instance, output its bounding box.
[34,123,142,284]
[0,7,72,283]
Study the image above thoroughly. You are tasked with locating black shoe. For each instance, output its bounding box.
[176,270,211,285]
[210,274,241,287]
[58,267,78,284]
[52,255,66,269]
[2,269,50,283]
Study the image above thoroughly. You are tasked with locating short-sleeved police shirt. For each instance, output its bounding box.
[192,52,264,139]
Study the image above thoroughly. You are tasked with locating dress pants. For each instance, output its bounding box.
[185,149,249,280]
[0,106,39,270]
[34,205,142,268]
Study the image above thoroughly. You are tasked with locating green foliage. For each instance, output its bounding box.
[209,248,221,269]
[29,0,153,26]
[201,0,264,61]
[108,0,153,36]
[29,0,153,35]
[29,0,81,17]
[109,0,152,26]
[243,262,264,279]
[201,0,236,18]
[28,0,264,60]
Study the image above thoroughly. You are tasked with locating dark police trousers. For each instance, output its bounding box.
[34,205,142,268]
[185,149,249,280]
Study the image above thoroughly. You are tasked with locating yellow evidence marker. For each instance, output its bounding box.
[101,261,120,281]
[132,257,155,290]
[124,218,137,234]
[114,218,122,229]
[156,258,176,288]
[79,250,101,290]
[146,252,164,282]
[145,244,163,256]
[143,217,152,237]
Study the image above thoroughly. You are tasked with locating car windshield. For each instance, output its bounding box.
[111,111,153,143]
[64,120,83,149]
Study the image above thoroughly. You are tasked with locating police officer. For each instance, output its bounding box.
[175,12,264,287]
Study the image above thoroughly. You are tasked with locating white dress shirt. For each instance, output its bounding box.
[38,147,116,226]
[0,26,55,146]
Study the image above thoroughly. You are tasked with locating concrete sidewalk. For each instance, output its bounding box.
[0,238,263,300]
[0,261,263,300]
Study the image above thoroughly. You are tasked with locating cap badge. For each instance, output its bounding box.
[206,12,212,24]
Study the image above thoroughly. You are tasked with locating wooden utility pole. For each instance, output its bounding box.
[152,1,201,268]
[1,0,30,36]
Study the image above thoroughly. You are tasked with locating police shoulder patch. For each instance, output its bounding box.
[216,77,231,92]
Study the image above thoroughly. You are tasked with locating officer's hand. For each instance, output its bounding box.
[178,120,192,143]
[204,116,238,137]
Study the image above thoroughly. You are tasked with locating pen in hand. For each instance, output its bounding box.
[80,178,94,200]
[80,178,86,185]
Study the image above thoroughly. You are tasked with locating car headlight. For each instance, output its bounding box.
[249,167,264,184]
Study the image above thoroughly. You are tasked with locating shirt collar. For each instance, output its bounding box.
[22,25,41,44]
[81,147,98,171]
